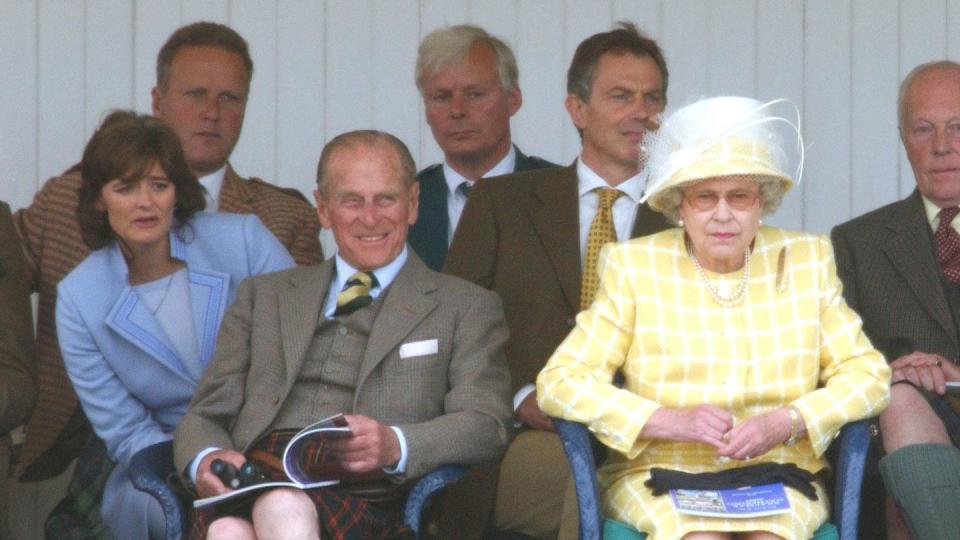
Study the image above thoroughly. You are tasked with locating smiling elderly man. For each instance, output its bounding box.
[175,130,512,539]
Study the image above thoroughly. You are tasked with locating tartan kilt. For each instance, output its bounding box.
[190,430,414,540]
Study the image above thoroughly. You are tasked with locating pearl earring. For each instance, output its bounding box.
[677,219,685,227]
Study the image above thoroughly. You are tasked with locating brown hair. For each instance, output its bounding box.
[78,111,206,249]
[566,22,668,103]
[315,130,417,197]
[156,21,253,91]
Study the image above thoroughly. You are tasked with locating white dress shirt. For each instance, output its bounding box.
[443,146,516,244]
[515,157,647,414]
[197,166,227,212]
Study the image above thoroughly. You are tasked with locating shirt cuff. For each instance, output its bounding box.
[513,384,535,412]
[512,384,536,428]
[189,447,221,485]
[382,426,408,475]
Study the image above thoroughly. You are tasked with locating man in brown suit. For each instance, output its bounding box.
[444,22,671,539]
[15,21,321,483]
[175,130,511,538]
[0,201,36,538]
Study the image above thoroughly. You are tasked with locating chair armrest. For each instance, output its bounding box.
[554,418,603,540]
[403,464,469,537]
[833,419,870,540]
[128,440,187,540]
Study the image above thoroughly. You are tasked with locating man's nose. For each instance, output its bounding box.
[933,126,953,155]
[201,96,221,120]
[449,94,465,118]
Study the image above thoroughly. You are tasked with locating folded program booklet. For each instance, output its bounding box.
[193,413,352,508]
[669,482,791,518]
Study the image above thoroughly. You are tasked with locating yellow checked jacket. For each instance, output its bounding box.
[537,227,891,539]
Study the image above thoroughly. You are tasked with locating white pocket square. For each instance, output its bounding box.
[399,339,438,359]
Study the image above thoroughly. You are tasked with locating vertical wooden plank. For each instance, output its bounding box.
[36,0,86,183]
[420,0,469,34]
[898,0,949,197]
[181,0,229,24]
[950,0,960,61]
[372,0,421,162]
[514,0,567,164]
[660,0,709,107]
[85,0,135,133]
[324,1,374,140]
[562,0,614,161]
[757,1,804,230]
[0,1,39,208]
[708,0,755,96]
[133,1,183,114]
[804,0,852,233]
[850,0,900,217]
[275,0,325,198]
[468,0,516,36]
[230,0,280,182]
[612,0,661,37]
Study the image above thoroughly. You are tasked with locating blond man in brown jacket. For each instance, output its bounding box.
[15,21,321,484]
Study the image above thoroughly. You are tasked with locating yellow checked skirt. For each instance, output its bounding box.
[602,468,828,540]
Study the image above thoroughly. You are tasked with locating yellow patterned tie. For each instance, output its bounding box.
[334,271,378,316]
[580,188,623,310]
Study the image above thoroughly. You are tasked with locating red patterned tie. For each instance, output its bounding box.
[936,206,960,283]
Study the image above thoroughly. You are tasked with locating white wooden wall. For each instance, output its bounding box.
[1,0,960,537]
[1,0,958,234]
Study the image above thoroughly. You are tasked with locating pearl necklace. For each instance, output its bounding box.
[688,245,751,308]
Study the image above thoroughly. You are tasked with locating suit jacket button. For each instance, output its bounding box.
[338,327,348,335]
[566,317,575,327]
[273,395,280,405]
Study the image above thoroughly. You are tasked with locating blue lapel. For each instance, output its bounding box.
[105,287,194,383]
[187,268,230,369]
[103,229,230,382]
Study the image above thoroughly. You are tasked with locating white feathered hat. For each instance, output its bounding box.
[641,96,804,213]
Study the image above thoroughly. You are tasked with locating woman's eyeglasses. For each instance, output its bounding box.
[684,189,759,211]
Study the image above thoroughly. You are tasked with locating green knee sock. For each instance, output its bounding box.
[879,443,960,540]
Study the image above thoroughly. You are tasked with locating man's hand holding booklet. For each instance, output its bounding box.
[193,413,364,508]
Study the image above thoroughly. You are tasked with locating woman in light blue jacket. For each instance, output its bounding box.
[56,111,296,539]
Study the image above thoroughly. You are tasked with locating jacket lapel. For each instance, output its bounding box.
[356,255,437,388]
[278,264,330,390]
[529,163,582,312]
[186,268,231,371]
[105,287,195,384]
[410,166,450,270]
[882,192,958,345]
[218,165,255,214]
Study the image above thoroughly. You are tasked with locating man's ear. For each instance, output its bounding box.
[314,189,332,230]
[407,181,420,226]
[508,85,522,117]
[564,94,588,131]
[151,86,162,116]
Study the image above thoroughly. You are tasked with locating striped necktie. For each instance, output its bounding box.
[334,271,378,316]
[580,187,623,310]
[936,207,960,283]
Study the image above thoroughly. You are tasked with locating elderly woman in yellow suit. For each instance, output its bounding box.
[536,97,891,540]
